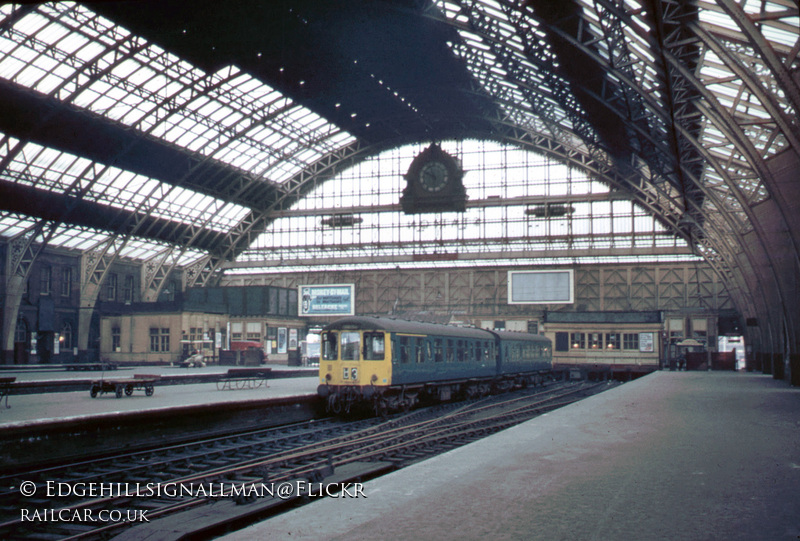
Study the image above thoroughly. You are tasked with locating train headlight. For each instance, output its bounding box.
[371,374,378,383]
[325,373,332,381]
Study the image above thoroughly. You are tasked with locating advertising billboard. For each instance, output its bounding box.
[508,270,574,304]
[298,284,355,317]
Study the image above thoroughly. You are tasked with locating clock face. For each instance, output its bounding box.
[419,161,449,192]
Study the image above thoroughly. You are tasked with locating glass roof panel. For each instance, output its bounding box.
[234,140,696,273]
[0,3,355,190]
[1,138,251,236]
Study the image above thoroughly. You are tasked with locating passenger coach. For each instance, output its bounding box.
[317,316,551,414]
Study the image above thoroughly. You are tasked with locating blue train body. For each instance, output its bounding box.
[317,316,552,414]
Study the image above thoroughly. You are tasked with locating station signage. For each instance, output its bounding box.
[639,332,655,352]
[298,284,355,317]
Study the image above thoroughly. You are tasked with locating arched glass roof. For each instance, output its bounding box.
[229,140,698,274]
[0,2,356,266]
[0,0,796,301]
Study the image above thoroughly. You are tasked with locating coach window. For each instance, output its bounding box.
[398,336,410,364]
[433,338,444,362]
[322,332,338,361]
[571,333,585,349]
[363,332,385,360]
[341,332,360,360]
[415,339,424,363]
[446,339,455,363]
[425,340,433,363]
[456,340,465,362]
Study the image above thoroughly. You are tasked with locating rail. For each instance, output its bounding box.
[0,377,14,409]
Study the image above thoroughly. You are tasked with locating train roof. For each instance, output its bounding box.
[492,329,551,344]
[322,316,493,340]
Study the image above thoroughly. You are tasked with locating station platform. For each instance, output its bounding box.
[222,371,800,541]
[0,365,318,428]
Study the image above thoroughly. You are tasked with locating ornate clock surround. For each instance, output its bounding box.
[400,144,467,214]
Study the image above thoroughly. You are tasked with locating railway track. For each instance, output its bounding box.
[0,380,613,540]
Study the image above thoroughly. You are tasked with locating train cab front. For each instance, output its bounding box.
[317,328,391,414]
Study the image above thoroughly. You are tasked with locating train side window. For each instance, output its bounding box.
[425,340,432,363]
[340,332,361,360]
[434,338,444,362]
[363,332,385,360]
[399,336,410,364]
[447,339,455,363]
[322,332,338,361]
[456,340,465,362]
[415,339,424,363]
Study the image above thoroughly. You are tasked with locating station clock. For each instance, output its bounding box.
[400,144,467,214]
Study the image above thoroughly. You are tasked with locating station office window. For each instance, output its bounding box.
[555,332,569,352]
[668,318,684,339]
[605,333,620,349]
[246,322,261,341]
[691,318,708,339]
[123,275,134,303]
[40,266,51,295]
[588,333,603,349]
[570,332,585,349]
[61,323,73,350]
[61,267,72,297]
[107,273,118,301]
[623,333,639,350]
[150,328,170,352]
[112,327,121,352]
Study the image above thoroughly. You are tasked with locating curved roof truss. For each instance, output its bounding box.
[0,1,798,335]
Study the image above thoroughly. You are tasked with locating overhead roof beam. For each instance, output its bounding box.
[0,79,282,209]
[0,180,226,252]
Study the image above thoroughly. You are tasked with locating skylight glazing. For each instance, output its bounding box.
[234,140,699,273]
[0,211,208,266]
[438,0,591,153]
[0,3,355,185]
[0,137,251,234]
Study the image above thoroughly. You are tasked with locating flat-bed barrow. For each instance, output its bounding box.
[89,375,158,398]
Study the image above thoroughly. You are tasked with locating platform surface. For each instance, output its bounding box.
[0,365,318,428]
[222,372,800,541]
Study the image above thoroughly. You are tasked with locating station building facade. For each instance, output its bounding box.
[4,245,740,370]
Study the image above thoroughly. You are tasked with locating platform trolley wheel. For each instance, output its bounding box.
[145,385,154,396]
[115,385,123,398]
[125,384,134,396]
[90,386,99,398]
